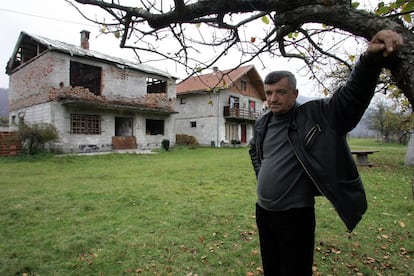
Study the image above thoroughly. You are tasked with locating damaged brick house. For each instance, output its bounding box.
[6,30,177,153]
[175,65,265,146]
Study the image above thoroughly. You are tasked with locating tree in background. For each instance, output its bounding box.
[67,0,414,164]
[368,100,412,143]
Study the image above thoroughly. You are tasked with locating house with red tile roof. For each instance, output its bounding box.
[175,65,266,146]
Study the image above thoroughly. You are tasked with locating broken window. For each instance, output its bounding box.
[71,114,101,135]
[70,61,102,96]
[146,119,164,135]
[147,77,167,94]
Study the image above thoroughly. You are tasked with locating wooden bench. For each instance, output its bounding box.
[351,150,379,167]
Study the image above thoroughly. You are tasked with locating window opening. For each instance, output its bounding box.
[8,35,47,72]
[229,96,240,108]
[71,114,101,135]
[249,100,256,112]
[70,61,102,96]
[115,117,133,136]
[190,121,197,128]
[147,77,167,94]
[240,80,247,91]
[146,119,164,135]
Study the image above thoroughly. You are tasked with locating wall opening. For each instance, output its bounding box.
[147,77,167,94]
[113,117,136,150]
[7,34,48,73]
[70,61,102,96]
[115,117,133,136]
[146,119,164,135]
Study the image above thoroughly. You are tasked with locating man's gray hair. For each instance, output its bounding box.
[264,71,297,90]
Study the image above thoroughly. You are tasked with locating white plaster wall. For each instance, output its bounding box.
[175,90,260,146]
[9,102,176,153]
[134,115,176,150]
[104,67,147,98]
[175,92,224,145]
[8,102,53,130]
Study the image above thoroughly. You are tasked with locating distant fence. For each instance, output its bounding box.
[0,132,22,156]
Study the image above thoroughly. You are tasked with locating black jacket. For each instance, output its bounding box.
[249,54,386,232]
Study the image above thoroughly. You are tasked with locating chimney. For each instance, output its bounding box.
[80,30,90,50]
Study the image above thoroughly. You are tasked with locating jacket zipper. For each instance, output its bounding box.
[304,124,321,149]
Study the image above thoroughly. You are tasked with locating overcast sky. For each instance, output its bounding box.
[0,0,327,96]
[0,0,135,88]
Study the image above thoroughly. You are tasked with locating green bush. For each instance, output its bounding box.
[0,116,8,126]
[161,139,170,151]
[18,122,59,155]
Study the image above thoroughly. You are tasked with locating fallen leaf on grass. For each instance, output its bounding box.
[363,256,378,264]
[398,221,406,228]
[400,247,408,255]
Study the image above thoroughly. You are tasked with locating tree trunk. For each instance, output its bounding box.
[405,131,414,166]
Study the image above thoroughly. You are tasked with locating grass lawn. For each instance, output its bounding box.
[0,138,413,275]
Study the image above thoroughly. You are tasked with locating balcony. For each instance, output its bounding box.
[223,106,260,122]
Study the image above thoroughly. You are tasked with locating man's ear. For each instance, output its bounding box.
[294,89,299,99]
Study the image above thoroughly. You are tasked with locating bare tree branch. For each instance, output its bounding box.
[68,0,414,107]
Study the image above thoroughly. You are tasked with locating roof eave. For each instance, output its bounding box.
[6,31,178,80]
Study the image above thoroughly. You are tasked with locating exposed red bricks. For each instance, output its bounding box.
[0,132,22,156]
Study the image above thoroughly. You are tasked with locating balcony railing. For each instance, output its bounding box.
[223,106,260,121]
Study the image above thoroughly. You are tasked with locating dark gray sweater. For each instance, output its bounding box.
[257,108,315,211]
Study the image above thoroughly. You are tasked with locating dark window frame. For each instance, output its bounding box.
[147,77,167,94]
[70,61,102,96]
[146,119,165,135]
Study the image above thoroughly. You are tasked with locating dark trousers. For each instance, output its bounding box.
[256,204,315,276]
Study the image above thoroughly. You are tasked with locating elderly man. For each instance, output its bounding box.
[249,30,404,275]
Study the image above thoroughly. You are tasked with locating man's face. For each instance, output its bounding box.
[264,77,298,115]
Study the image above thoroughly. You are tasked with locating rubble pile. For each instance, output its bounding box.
[49,86,175,113]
